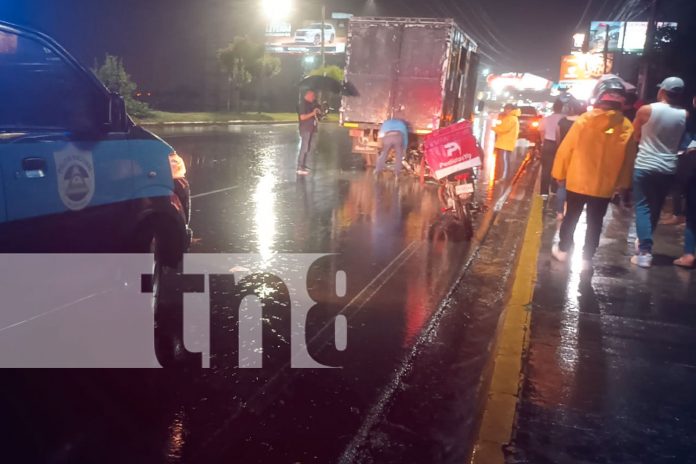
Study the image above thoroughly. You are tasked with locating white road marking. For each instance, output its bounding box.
[191,185,240,199]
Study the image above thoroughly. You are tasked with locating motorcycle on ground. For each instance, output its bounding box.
[402,121,485,240]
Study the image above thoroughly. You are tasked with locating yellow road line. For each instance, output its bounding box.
[470,194,543,464]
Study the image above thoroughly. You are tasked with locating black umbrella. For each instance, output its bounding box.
[299,75,359,97]
[341,81,359,97]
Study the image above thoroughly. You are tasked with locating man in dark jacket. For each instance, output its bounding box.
[296,90,321,175]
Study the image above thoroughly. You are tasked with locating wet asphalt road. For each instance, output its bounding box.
[510,202,696,463]
[0,123,527,463]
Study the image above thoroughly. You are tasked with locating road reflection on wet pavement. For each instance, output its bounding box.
[510,201,696,463]
[0,123,527,463]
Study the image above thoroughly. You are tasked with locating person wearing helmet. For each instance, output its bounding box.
[553,101,587,220]
[631,77,688,268]
[551,78,637,271]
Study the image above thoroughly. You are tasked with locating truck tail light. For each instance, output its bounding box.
[169,152,187,179]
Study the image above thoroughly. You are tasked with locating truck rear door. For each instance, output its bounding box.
[342,21,402,125]
[391,24,450,131]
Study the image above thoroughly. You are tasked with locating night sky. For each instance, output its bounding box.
[0,0,693,92]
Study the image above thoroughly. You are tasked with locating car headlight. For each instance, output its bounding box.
[169,152,187,179]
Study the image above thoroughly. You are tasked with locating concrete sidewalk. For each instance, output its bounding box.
[509,200,696,463]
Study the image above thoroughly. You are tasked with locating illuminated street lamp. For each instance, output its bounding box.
[261,0,326,69]
[261,0,293,21]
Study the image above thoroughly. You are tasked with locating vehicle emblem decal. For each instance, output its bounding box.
[54,145,95,211]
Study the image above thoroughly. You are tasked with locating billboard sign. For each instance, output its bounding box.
[654,22,678,51]
[265,16,351,54]
[266,21,292,38]
[559,53,609,81]
[589,21,624,53]
[588,21,677,55]
[623,21,647,53]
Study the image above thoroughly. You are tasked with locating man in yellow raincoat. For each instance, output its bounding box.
[492,103,520,179]
[551,78,637,270]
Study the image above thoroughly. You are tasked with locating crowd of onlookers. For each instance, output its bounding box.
[535,76,696,271]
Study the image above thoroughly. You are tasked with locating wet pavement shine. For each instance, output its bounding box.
[0,123,538,463]
[509,201,696,463]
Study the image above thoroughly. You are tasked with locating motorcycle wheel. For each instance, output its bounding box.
[454,194,474,241]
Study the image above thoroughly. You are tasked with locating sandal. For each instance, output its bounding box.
[673,255,696,269]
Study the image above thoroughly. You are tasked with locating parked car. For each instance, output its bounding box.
[0,20,191,268]
[294,23,336,46]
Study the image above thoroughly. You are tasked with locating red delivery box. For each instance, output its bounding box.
[423,120,482,180]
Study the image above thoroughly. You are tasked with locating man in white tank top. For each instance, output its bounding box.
[631,77,688,268]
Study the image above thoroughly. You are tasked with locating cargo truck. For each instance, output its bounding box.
[340,17,480,163]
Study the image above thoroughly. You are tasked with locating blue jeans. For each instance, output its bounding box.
[495,149,510,180]
[376,132,405,175]
[297,130,317,169]
[684,177,696,254]
[633,169,675,253]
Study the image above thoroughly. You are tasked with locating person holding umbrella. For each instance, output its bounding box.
[295,75,358,175]
[296,89,321,175]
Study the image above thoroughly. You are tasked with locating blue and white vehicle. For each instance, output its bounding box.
[0,21,191,266]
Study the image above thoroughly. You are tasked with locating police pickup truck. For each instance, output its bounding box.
[0,21,191,267]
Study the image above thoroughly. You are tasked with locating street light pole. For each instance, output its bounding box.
[320,3,326,70]
[639,0,659,100]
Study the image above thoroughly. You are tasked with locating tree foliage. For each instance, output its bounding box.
[92,54,151,117]
[217,37,259,87]
[218,37,282,111]
[249,54,282,81]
